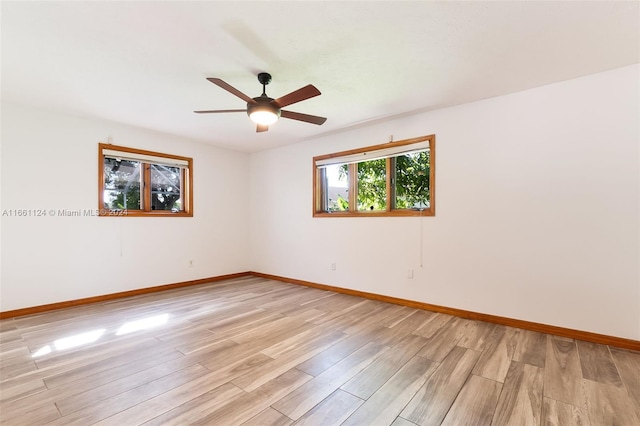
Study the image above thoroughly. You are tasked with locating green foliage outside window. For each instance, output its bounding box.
[103,158,142,210]
[395,151,430,209]
[356,159,387,211]
[338,151,430,211]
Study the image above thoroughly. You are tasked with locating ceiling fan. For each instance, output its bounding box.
[194,73,327,132]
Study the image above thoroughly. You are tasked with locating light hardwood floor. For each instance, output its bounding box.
[1,277,639,425]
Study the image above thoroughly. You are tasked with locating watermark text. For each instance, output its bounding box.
[2,209,129,217]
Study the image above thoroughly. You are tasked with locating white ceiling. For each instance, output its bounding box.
[2,1,638,153]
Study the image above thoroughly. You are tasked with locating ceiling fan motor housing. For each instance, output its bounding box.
[247,95,281,118]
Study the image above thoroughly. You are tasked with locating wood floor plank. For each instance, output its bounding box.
[544,337,585,408]
[309,301,379,332]
[186,306,279,331]
[0,328,22,346]
[2,350,192,419]
[0,341,30,360]
[440,374,503,426]
[200,351,275,388]
[338,304,401,336]
[0,399,60,424]
[457,321,499,352]
[342,355,438,426]
[171,331,231,355]
[45,364,211,425]
[341,333,428,399]
[542,397,590,426]
[417,317,470,362]
[232,330,346,392]
[576,340,622,386]
[491,361,543,426]
[0,319,18,332]
[230,316,313,345]
[195,338,271,372]
[261,326,345,359]
[0,378,47,404]
[94,366,254,425]
[191,369,312,426]
[288,307,327,322]
[413,313,454,338]
[141,382,245,426]
[0,355,38,380]
[43,344,185,389]
[334,298,387,318]
[54,355,204,416]
[295,330,380,376]
[31,336,169,381]
[472,326,519,383]
[301,293,364,313]
[22,314,171,354]
[513,329,547,368]
[401,345,481,426]
[241,407,293,426]
[610,348,640,421]
[188,304,284,337]
[583,379,640,426]
[294,389,363,426]
[272,342,389,420]
[385,309,434,338]
[379,305,417,327]
[259,288,332,312]
[391,417,419,426]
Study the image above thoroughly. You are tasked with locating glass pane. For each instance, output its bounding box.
[394,150,430,209]
[150,164,182,212]
[357,158,386,211]
[324,164,349,211]
[103,158,142,210]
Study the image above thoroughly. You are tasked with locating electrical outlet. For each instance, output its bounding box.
[331,263,337,271]
[407,269,414,279]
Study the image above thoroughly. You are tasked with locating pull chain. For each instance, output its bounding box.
[420,207,424,268]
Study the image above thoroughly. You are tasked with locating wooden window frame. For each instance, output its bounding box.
[98,143,193,217]
[313,135,435,218]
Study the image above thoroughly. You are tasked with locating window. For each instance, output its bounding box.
[313,135,435,217]
[98,144,193,216]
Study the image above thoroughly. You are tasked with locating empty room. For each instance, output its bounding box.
[1,1,639,425]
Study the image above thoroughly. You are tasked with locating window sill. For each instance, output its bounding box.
[98,210,193,217]
[313,209,434,218]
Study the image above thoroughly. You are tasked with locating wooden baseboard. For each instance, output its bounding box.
[0,272,252,319]
[249,272,640,351]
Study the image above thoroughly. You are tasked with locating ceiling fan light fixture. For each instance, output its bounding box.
[249,108,279,125]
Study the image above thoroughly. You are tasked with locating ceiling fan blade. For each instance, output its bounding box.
[281,110,327,125]
[273,84,321,108]
[194,109,246,114]
[256,124,269,132]
[207,78,256,104]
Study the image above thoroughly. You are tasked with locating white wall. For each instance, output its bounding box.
[249,65,640,340]
[1,102,251,311]
[2,65,638,340]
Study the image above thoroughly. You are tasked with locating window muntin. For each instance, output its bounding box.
[313,135,435,217]
[98,144,193,217]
